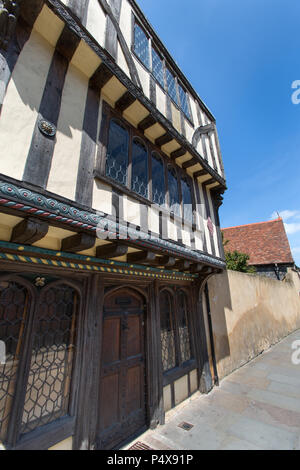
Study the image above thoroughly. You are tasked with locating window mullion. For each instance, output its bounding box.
[173,292,182,367]
[6,293,37,447]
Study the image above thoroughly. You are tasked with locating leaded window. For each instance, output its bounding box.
[181,177,193,223]
[0,277,79,448]
[177,290,193,363]
[131,139,148,199]
[167,167,180,215]
[106,120,129,186]
[166,68,179,105]
[151,153,165,206]
[160,291,176,372]
[179,84,191,120]
[160,289,194,376]
[134,22,149,68]
[152,48,164,88]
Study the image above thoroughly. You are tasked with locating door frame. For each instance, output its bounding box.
[96,286,147,450]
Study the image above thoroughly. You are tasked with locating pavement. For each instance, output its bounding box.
[124,329,300,450]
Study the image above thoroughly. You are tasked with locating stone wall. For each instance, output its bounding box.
[206,268,300,380]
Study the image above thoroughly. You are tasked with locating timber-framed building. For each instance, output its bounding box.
[0,0,227,450]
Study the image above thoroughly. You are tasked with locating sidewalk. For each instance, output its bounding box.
[124,329,300,450]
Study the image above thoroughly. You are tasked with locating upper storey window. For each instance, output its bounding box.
[106,120,129,186]
[179,83,192,121]
[134,22,149,68]
[167,166,180,215]
[181,177,193,223]
[152,48,164,89]
[152,153,165,206]
[166,68,179,106]
[131,139,148,199]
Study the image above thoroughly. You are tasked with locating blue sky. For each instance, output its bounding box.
[137,0,300,266]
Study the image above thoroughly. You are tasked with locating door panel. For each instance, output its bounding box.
[98,289,146,449]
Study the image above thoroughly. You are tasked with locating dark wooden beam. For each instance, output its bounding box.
[89,63,114,90]
[182,157,199,170]
[154,256,176,268]
[10,217,48,245]
[194,169,207,178]
[190,263,205,274]
[174,260,191,271]
[61,232,95,253]
[127,251,156,265]
[115,91,136,112]
[138,114,156,132]
[96,243,128,259]
[170,147,186,160]
[203,178,215,186]
[155,133,173,147]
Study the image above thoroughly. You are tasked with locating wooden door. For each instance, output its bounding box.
[98,289,147,449]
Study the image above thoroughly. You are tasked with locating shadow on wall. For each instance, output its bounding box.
[207,269,300,380]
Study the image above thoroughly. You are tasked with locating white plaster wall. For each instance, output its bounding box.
[47,64,88,200]
[86,0,106,48]
[0,31,53,180]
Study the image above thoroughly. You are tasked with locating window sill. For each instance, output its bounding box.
[163,360,196,387]
[8,416,75,450]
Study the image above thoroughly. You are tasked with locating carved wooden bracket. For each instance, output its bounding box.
[10,217,48,245]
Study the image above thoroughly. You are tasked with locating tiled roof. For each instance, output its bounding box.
[222,218,294,265]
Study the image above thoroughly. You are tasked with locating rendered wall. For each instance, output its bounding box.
[207,269,300,380]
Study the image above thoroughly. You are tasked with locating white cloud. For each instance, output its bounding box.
[270,210,300,221]
[292,247,300,255]
[284,222,300,235]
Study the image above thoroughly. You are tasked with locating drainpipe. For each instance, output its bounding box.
[204,283,219,386]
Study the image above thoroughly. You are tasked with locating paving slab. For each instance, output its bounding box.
[123,329,300,450]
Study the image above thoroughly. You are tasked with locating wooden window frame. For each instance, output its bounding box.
[0,274,83,450]
[131,14,194,126]
[159,287,196,387]
[95,102,196,229]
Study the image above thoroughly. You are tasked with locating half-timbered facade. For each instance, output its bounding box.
[0,0,227,450]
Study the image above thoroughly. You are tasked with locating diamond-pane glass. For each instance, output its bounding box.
[131,139,148,199]
[160,291,176,373]
[179,84,191,120]
[21,285,78,435]
[152,48,164,88]
[168,167,180,215]
[134,23,149,68]
[152,153,165,206]
[181,177,193,223]
[166,68,179,105]
[106,120,129,186]
[177,291,192,363]
[0,282,29,442]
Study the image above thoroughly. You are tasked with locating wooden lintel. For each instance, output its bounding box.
[155,133,173,147]
[127,251,156,265]
[10,217,49,245]
[138,114,156,132]
[170,147,186,160]
[96,243,128,259]
[115,91,136,112]
[90,63,114,90]
[182,157,199,170]
[61,232,96,253]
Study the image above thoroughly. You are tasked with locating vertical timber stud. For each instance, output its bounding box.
[23,26,80,188]
[192,279,213,394]
[73,274,104,450]
[67,0,90,27]
[148,280,165,427]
